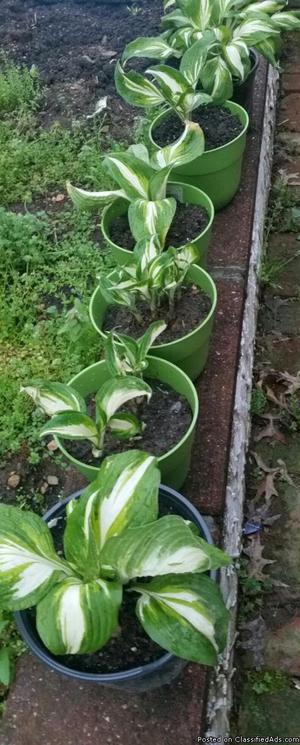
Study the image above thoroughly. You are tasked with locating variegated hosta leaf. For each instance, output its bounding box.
[64,451,160,574]
[20,381,86,417]
[200,57,233,103]
[109,412,143,438]
[244,0,284,13]
[169,26,199,50]
[128,197,176,245]
[127,143,150,164]
[163,0,176,10]
[36,577,122,655]
[149,164,173,201]
[161,10,192,32]
[104,152,153,201]
[114,61,165,108]
[152,120,205,168]
[138,320,167,359]
[100,515,231,582]
[122,36,177,64]
[175,0,212,30]
[179,34,216,86]
[0,505,72,611]
[271,10,300,29]
[175,242,200,268]
[40,411,99,447]
[104,333,139,377]
[233,17,278,44]
[254,36,277,64]
[96,377,152,422]
[66,181,127,210]
[133,573,230,665]
[223,41,248,80]
[146,64,191,106]
[133,235,162,272]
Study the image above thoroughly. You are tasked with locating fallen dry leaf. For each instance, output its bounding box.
[279,370,300,396]
[254,414,287,444]
[255,472,279,504]
[243,534,275,579]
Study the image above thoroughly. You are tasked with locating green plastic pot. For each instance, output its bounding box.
[149,102,249,211]
[101,181,214,268]
[89,264,217,381]
[55,357,199,490]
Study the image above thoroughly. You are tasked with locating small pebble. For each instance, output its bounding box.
[47,475,59,486]
[7,473,20,488]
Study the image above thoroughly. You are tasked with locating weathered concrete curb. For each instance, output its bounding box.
[206,64,280,738]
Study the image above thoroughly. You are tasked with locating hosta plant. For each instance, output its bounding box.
[121,0,300,100]
[99,237,199,320]
[105,320,167,377]
[21,376,152,458]
[0,450,230,664]
[67,128,204,247]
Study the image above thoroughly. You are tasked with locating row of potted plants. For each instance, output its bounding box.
[0,0,299,691]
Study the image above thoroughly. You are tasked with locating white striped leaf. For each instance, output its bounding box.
[104,333,139,377]
[64,451,160,574]
[161,10,192,31]
[254,37,277,64]
[128,197,176,244]
[133,573,230,665]
[100,515,231,582]
[163,0,176,9]
[200,57,233,102]
[0,505,72,611]
[138,320,167,359]
[169,26,198,49]
[40,411,99,447]
[146,64,191,105]
[233,17,278,43]
[98,272,136,312]
[175,0,212,29]
[122,36,177,63]
[271,11,300,29]
[149,165,173,200]
[66,181,127,210]
[104,152,153,200]
[151,120,205,168]
[223,41,247,80]
[244,1,284,13]
[109,413,143,438]
[96,377,152,422]
[114,61,165,107]
[20,382,86,417]
[179,34,215,86]
[36,577,122,655]
[133,235,162,271]
[127,143,150,164]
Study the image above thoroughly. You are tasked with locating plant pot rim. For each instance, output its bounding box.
[54,355,199,476]
[101,179,215,257]
[90,263,217,351]
[15,484,216,683]
[149,100,249,157]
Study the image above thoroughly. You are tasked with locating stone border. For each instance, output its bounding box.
[206,64,280,738]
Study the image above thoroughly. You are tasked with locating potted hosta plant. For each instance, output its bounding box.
[90,238,217,380]
[121,0,300,109]
[2,451,231,691]
[115,59,249,209]
[21,322,199,489]
[67,130,214,267]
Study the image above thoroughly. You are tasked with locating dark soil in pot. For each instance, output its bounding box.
[154,105,244,151]
[64,379,192,464]
[108,202,209,251]
[103,283,212,341]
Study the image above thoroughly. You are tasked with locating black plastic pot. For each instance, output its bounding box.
[15,485,217,693]
[232,48,260,112]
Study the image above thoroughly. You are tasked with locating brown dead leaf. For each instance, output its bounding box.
[254,414,287,444]
[279,370,300,396]
[243,534,275,579]
[255,472,279,504]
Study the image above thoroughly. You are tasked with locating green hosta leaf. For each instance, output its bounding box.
[138,320,167,359]
[233,17,278,44]
[96,377,152,421]
[271,10,300,29]
[122,36,177,63]
[175,0,212,29]
[127,143,150,164]
[133,235,162,271]
[0,505,72,611]
[128,197,176,245]
[176,242,200,267]
[100,515,231,582]
[146,64,191,106]
[109,412,143,438]
[254,36,277,64]
[200,57,233,103]
[244,0,284,13]
[169,26,199,50]
[115,61,165,108]
[66,181,127,210]
[223,41,248,80]
[64,451,160,574]
[149,165,173,201]
[36,577,122,655]
[40,411,99,447]
[104,333,139,377]
[161,9,190,31]
[20,381,86,417]
[179,34,215,86]
[0,648,11,686]
[133,573,230,665]
[104,152,153,200]
[152,120,205,168]
[98,272,136,311]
